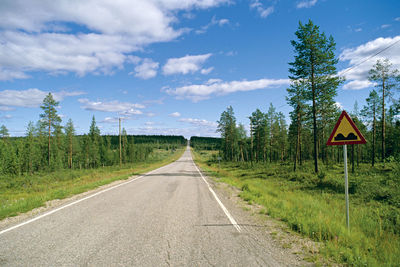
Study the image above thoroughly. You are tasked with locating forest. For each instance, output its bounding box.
[191,20,400,266]
[0,94,186,177]
[212,22,400,172]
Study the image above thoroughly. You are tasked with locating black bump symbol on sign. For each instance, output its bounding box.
[334,133,357,141]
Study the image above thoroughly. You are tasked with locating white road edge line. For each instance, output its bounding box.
[0,164,170,236]
[191,156,242,233]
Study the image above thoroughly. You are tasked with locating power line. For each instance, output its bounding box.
[264,37,400,114]
[340,37,400,76]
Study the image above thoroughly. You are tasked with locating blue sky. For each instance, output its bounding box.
[0,0,399,138]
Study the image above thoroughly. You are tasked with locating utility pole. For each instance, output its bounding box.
[119,117,122,167]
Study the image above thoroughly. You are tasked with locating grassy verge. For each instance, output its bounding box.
[193,149,400,266]
[0,148,185,220]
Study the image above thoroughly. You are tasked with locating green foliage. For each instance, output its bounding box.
[289,20,344,173]
[194,149,400,266]
[0,148,185,220]
[368,58,400,165]
[190,136,221,150]
[217,106,239,161]
[0,125,9,138]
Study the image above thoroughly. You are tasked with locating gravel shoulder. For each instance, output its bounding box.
[201,169,321,266]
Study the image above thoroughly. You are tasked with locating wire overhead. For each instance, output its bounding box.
[340,37,400,76]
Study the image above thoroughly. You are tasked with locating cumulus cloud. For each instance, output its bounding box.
[250,0,274,18]
[131,58,159,79]
[0,114,12,120]
[0,88,84,109]
[165,78,290,101]
[0,68,30,81]
[179,118,218,127]
[296,0,318,8]
[78,99,144,114]
[162,54,212,75]
[169,112,181,117]
[100,116,130,123]
[200,67,214,75]
[0,0,228,79]
[339,35,400,90]
[195,16,229,34]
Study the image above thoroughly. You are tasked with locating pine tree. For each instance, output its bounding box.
[267,104,276,163]
[24,121,37,174]
[277,112,288,162]
[289,20,343,173]
[122,128,128,164]
[0,125,9,138]
[89,116,101,168]
[64,119,76,169]
[286,80,307,171]
[236,123,247,162]
[217,106,238,161]
[249,109,267,162]
[368,59,399,166]
[40,93,61,167]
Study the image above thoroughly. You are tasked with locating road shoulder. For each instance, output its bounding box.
[199,168,323,266]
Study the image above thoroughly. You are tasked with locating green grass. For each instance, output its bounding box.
[193,149,400,266]
[0,148,185,220]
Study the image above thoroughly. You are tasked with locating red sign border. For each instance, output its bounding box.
[326,110,367,146]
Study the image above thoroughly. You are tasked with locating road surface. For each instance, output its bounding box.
[0,147,299,266]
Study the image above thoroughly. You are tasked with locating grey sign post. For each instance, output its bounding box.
[326,110,366,230]
[343,144,350,229]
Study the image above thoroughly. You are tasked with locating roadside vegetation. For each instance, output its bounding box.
[193,149,399,266]
[0,92,187,220]
[191,20,400,266]
[0,147,185,220]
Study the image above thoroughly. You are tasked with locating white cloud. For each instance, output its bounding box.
[0,68,30,81]
[131,58,159,79]
[165,78,290,101]
[0,0,228,79]
[250,1,274,18]
[78,99,144,114]
[296,0,318,9]
[381,24,391,29]
[146,112,156,117]
[355,28,362,32]
[0,88,84,109]
[200,67,214,75]
[120,109,143,116]
[100,116,130,123]
[162,54,212,75]
[179,118,218,127]
[0,106,14,111]
[343,80,375,90]
[195,16,229,34]
[339,35,400,90]
[395,17,400,22]
[225,51,237,56]
[0,114,12,120]
[169,112,181,117]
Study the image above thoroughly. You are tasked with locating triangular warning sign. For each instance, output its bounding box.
[327,110,367,146]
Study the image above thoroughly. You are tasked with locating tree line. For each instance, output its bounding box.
[0,93,186,176]
[216,20,400,172]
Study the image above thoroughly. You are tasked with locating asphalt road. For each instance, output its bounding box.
[0,147,289,266]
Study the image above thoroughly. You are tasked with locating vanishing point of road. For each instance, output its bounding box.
[0,147,302,266]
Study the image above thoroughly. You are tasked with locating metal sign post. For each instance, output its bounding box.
[326,110,367,230]
[343,144,349,229]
